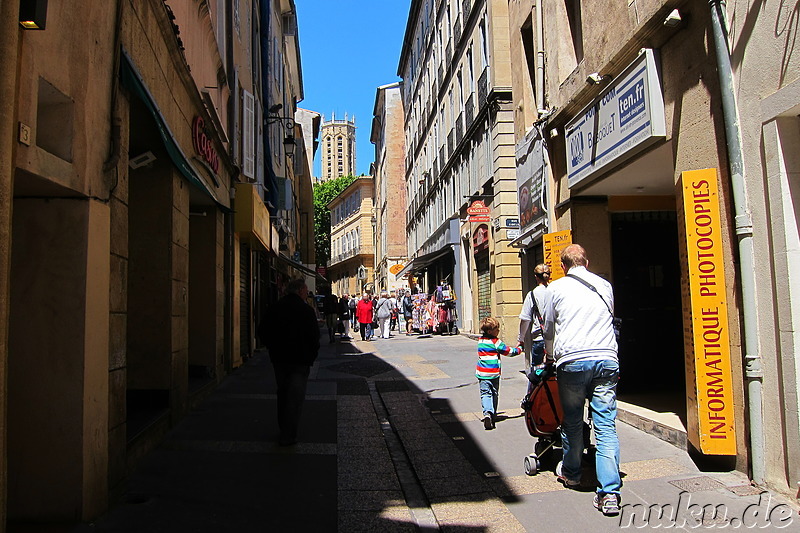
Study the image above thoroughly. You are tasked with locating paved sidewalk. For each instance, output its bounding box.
[77,330,800,532]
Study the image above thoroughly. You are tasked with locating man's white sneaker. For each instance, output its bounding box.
[593,493,620,516]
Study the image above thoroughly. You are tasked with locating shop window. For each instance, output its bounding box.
[36,77,73,162]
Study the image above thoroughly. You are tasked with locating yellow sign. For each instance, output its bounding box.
[389,263,405,276]
[543,230,572,280]
[681,169,736,455]
[234,183,272,251]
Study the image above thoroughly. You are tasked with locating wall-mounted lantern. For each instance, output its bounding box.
[19,0,48,29]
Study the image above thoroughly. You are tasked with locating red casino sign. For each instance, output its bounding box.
[192,116,220,174]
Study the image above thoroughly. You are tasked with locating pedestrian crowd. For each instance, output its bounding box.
[257,243,621,517]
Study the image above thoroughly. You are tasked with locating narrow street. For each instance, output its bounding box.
[77,328,798,532]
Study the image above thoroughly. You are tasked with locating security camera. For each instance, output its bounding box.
[664,9,682,27]
[586,73,605,85]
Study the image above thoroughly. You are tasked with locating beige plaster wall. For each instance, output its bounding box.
[731,0,800,496]
[8,198,109,521]
[536,0,748,471]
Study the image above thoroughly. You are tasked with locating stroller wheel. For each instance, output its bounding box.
[524,454,540,476]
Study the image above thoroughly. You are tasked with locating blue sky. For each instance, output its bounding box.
[295,0,411,177]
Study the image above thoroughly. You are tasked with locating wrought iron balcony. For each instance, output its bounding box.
[447,130,454,157]
[478,68,488,109]
[330,245,372,266]
[465,94,474,130]
[455,112,463,145]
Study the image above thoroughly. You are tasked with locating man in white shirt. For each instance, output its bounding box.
[542,244,621,516]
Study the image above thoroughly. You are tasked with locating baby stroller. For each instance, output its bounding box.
[521,364,593,476]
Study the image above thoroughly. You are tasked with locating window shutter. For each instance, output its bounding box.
[242,89,255,179]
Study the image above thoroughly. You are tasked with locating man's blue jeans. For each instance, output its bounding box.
[479,377,500,417]
[557,359,621,495]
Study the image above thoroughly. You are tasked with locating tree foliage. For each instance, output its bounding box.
[313,174,357,267]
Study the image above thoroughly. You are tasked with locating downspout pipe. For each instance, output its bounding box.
[708,0,764,485]
[533,0,545,113]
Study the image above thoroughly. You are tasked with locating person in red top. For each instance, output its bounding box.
[355,293,375,341]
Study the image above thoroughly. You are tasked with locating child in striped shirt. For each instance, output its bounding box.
[476,316,522,430]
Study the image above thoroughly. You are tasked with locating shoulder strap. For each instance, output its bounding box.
[565,274,613,316]
[528,290,544,325]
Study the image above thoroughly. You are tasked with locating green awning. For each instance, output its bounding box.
[120,49,230,212]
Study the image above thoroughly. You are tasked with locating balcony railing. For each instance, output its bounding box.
[447,130,454,157]
[454,16,462,44]
[455,112,463,145]
[462,0,471,18]
[330,245,372,266]
[465,93,474,130]
[478,68,488,109]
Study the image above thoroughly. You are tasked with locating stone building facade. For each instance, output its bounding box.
[319,114,357,181]
[370,82,408,293]
[328,176,375,297]
[0,0,316,527]
[506,0,800,501]
[397,0,522,335]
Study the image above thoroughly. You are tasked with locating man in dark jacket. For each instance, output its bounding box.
[259,278,320,446]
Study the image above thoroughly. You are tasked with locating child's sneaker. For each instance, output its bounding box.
[593,493,620,516]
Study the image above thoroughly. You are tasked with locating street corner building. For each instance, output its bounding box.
[397,0,524,337]
[505,0,800,502]
[0,0,317,527]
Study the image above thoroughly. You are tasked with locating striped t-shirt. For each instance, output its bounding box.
[476,336,521,379]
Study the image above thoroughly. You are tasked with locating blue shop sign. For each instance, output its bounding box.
[565,49,666,188]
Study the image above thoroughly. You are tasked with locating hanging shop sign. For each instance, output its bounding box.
[680,168,736,455]
[467,200,491,222]
[542,230,572,280]
[472,224,490,254]
[192,116,220,174]
[565,49,666,189]
[234,183,272,251]
[516,125,548,234]
[389,263,405,276]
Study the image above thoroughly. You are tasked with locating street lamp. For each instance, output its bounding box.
[265,105,296,158]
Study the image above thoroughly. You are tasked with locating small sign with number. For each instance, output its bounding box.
[18,122,31,146]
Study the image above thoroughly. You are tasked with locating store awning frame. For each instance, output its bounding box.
[508,218,547,248]
[275,253,328,283]
[395,245,455,279]
[120,49,231,213]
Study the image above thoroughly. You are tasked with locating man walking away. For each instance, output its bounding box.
[323,289,339,343]
[258,278,320,446]
[375,291,393,339]
[338,294,352,340]
[402,291,414,335]
[542,244,621,516]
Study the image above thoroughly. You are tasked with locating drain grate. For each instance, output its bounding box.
[728,484,764,497]
[668,476,726,493]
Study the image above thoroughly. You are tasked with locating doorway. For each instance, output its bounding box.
[611,211,685,419]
